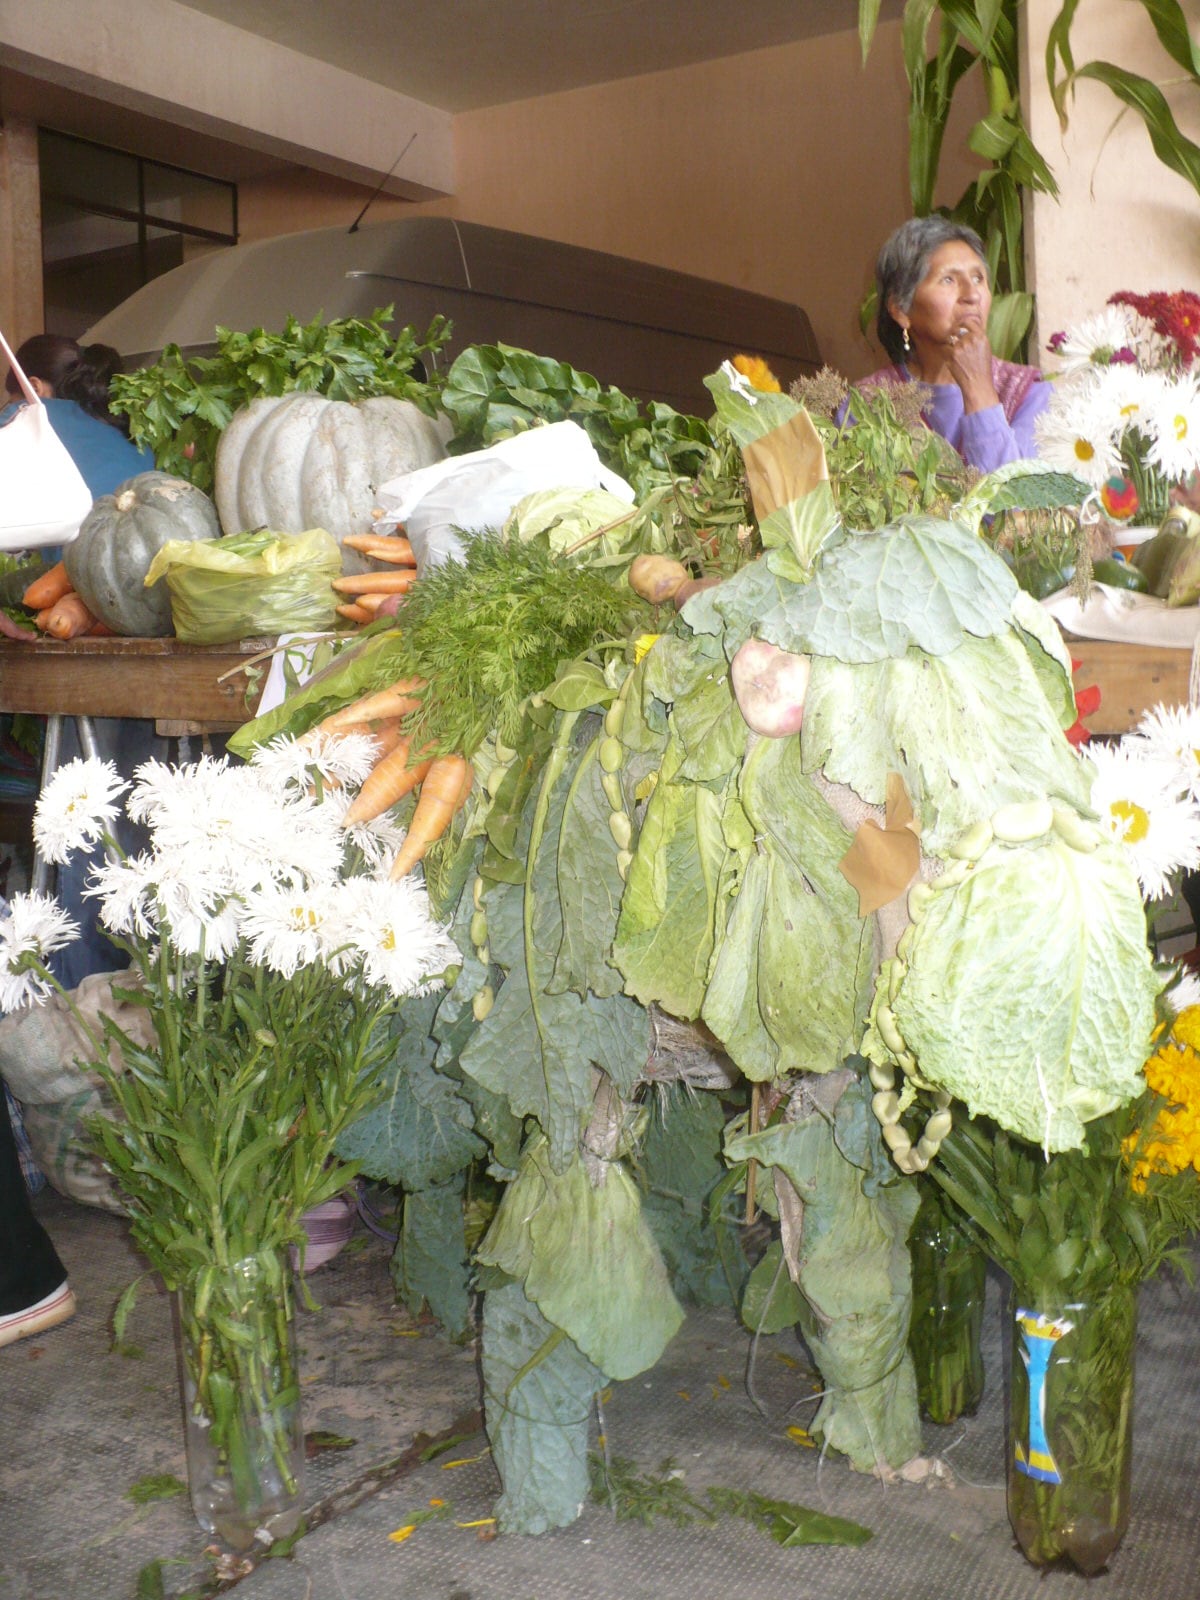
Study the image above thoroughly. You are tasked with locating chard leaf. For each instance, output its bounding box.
[335,1042,485,1190]
[740,1240,806,1334]
[614,754,728,1019]
[702,851,777,1079]
[726,1080,922,1472]
[763,514,1017,662]
[890,836,1159,1150]
[478,1139,683,1379]
[801,628,1093,854]
[668,663,748,781]
[392,1175,472,1341]
[552,738,629,998]
[482,1279,604,1534]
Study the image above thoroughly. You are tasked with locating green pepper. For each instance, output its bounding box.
[1021,564,1075,600]
[1091,558,1149,593]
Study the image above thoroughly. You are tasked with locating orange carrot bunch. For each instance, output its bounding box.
[334,532,420,626]
[308,678,473,877]
[22,561,108,639]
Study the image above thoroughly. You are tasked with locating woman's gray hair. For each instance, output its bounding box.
[875,217,988,363]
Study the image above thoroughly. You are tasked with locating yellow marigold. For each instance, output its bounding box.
[731,353,782,393]
[1171,1004,1200,1052]
[1145,1038,1200,1107]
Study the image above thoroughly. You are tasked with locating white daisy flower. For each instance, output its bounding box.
[1135,703,1200,802]
[1048,306,1137,373]
[1035,386,1121,487]
[320,787,407,872]
[241,884,336,978]
[0,892,78,1009]
[1085,739,1200,899]
[33,758,126,864]
[1093,365,1167,446]
[1145,374,1200,483]
[325,877,459,998]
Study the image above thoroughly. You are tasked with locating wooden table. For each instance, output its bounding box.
[0,635,272,732]
[1067,639,1193,735]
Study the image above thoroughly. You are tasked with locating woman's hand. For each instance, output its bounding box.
[946,322,999,413]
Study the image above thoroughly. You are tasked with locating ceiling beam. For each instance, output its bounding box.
[0,0,454,199]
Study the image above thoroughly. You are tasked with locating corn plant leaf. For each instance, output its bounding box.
[1074,60,1200,193]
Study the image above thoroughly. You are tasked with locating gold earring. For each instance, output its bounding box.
[902,328,911,355]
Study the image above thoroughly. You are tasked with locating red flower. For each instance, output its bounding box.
[1109,289,1200,368]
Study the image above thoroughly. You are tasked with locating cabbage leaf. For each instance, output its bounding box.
[887,836,1159,1149]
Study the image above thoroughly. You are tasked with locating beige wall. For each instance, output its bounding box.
[236,22,988,384]
[1024,0,1200,360]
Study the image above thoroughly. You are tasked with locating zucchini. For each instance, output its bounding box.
[1133,523,1194,598]
[1091,558,1148,593]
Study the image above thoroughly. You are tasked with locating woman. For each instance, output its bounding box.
[2,334,150,499]
[856,217,1051,473]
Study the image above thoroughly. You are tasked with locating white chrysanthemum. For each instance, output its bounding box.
[33,758,126,864]
[1163,966,1200,1017]
[241,884,336,978]
[1085,739,1200,899]
[1049,306,1138,373]
[0,893,78,1009]
[320,787,407,871]
[1135,703,1200,802]
[87,852,159,939]
[1035,386,1121,487]
[1145,374,1200,483]
[251,731,381,796]
[326,877,459,998]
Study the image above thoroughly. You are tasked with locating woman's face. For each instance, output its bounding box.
[895,241,991,353]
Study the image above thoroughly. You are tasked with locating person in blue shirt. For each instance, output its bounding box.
[2,334,151,504]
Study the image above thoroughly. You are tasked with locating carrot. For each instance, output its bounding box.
[301,715,404,759]
[343,738,435,827]
[34,607,56,632]
[332,570,419,596]
[342,533,416,564]
[23,561,74,610]
[318,679,425,734]
[336,602,374,625]
[44,593,100,640]
[86,619,116,636]
[388,754,473,880]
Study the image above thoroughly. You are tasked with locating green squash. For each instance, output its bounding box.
[65,471,220,636]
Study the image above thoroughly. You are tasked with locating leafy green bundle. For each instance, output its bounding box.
[110,308,449,491]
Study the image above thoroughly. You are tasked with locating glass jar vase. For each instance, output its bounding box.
[1007,1280,1136,1574]
[174,1248,306,1551]
[908,1184,987,1424]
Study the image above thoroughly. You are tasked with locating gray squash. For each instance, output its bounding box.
[65,471,220,636]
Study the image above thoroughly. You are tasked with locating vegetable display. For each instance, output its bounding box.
[221,351,1166,1544]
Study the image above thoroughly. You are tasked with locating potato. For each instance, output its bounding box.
[629,553,689,604]
[672,575,723,609]
[729,637,811,737]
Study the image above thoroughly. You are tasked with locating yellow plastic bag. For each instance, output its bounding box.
[144,527,342,643]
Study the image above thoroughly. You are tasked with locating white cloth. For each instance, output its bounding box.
[1041,584,1200,650]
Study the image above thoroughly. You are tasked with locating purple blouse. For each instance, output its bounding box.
[849,359,1052,474]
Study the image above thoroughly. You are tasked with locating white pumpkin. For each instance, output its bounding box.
[214,393,448,572]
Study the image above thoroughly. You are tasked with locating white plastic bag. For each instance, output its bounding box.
[375,420,634,570]
[0,329,93,551]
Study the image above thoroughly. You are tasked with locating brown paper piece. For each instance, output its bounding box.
[741,408,829,525]
[839,773,922,918]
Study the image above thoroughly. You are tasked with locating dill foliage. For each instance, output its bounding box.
[391,531,645,755]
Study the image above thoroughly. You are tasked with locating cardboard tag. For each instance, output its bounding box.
[839,773,921,917]
[741,408,828,525]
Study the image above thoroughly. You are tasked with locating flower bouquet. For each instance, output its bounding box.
[1,734,458,1548]
[1038,291,1200,527]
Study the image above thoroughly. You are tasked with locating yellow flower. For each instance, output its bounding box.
[1128,1024,1200,1186]
[633,633,661,664]
[731,353,782,393]
[1170,1005,1200,1053]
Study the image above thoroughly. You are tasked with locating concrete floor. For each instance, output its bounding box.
[3,1188,1199,1600]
